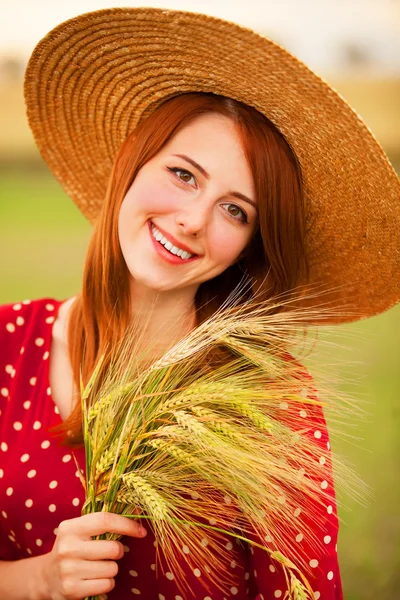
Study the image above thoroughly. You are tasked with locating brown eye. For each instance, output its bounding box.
[167,167,196,186]
[221,203,248,224]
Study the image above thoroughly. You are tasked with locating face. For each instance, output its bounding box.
[118,113,258,298]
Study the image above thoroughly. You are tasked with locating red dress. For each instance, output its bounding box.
[0,297,343,599]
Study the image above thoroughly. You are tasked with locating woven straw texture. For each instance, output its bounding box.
[24,8,400,323]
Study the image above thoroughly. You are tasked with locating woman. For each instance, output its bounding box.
[0,7,399,600]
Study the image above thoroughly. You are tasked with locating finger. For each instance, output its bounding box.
[79,540,125,561]
[59,512,147,539]
[73,578,116,598]
[74,559,119,580]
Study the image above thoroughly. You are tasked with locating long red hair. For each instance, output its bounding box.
[52,93,308,446]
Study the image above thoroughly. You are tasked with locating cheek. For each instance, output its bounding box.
[121,179,179,217]
[209,227,249,264]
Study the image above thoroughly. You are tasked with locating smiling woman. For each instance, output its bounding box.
[0,6,399,600]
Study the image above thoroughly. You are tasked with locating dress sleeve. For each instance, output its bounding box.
[250,375,344,600]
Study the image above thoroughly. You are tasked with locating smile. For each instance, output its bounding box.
[150,222,196,260]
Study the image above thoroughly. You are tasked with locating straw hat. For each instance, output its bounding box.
[24,7,400,323]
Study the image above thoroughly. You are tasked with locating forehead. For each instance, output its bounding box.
[163,113,244,156]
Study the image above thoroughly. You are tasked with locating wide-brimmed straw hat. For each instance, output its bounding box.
[24,7,400,323]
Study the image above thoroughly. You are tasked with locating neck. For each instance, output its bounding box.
[128,281,198,361]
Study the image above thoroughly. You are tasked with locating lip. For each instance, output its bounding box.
[148,221,200,265]
[150,221,198,256]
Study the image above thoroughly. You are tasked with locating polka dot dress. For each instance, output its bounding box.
[0,298,344,599]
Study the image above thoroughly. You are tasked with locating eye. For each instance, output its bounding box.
[221,203,249,224]
[167,167,197,187]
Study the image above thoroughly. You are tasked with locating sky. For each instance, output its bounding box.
[1,0,399,74]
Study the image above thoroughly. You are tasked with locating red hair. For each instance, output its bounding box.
[52,93,308,446]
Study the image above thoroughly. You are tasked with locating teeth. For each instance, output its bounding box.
[151,224,194,259]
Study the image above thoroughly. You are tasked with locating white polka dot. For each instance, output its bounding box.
[29,377,37,386]
[27,469,37,478]
[309,559,319,568]
[25,523,32,530]
[62,454,72,463]
[158,596,165,600]
[319,457,326,465]
[327,571,334,580]
[12,303,22,311]
[314,593,321,600]
[6,323,16,332]
[297,468,306,479]
[230,587,238,596]
[204,597,212,600]
[314,430,322,439]
[299,387,309,397]
[165,572,174,580]
[278,495,286,504]
[274,591,282,598]
[36,539,43,547]
[230,560,236,568]
[45,316,55,324]
[49,480,58,489]
[43,351,50,360]
[175,596,183,600]
[131,589,141,595]
[327,441,331,450]
[41,440,51,449]
[209,518,216,525]
[23,401,31,409]
[16,316,24,326]
[13,422,23,431]
[295,533,304,543]
[321,480,328,490]
[269,565,276,573]
[279,402,289,410]
[20,454,30,463]
[26,548,32,555]
[33,421,41,430]
[72,498,80,506]
[299,409,307,418]
[46,303,55,311]
[193,568,201,577]
[254,569,257,577]
[22,300,31,305]
[25,499,33,507]
[224,495,232,505]
[6,487,13,496]
[294,508,301,517]
[182,545,190,554]
[264,534,272,542]
[244,572,250,580]
[49,504,56,512]
[1,510,7,518]
[35,338,45,347]
[1,388,9,398]
[327,504,333,514]
[0,469,3,478]
[8,534,16,542]
[226,541,233,550]
[47,387,52,396]
[324,535,332,544]
[1,442,8,452]
[150,564,156,571]
[129,570,138,577]
[20,346,25,354]
[5,364,13,374]
[190,490,199,500]
[201,537,208,547]
[335,543,338,552]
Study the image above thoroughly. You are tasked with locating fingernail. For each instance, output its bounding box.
[139,525,147,536]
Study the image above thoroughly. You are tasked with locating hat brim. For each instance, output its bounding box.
[24,7,400,323]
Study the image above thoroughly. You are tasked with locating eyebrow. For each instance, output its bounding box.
[172,153,258,211]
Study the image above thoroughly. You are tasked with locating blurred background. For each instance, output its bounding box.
[1,1,399,598]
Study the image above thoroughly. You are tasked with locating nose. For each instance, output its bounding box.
[175,196,212,237]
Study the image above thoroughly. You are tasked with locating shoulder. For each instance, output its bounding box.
[0,298,64,362]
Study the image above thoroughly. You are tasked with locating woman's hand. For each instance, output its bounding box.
[39,511,147,600]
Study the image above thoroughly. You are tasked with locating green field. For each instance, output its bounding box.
[1,169,399,599]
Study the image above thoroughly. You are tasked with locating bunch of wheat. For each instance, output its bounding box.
[79,294,365,600]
